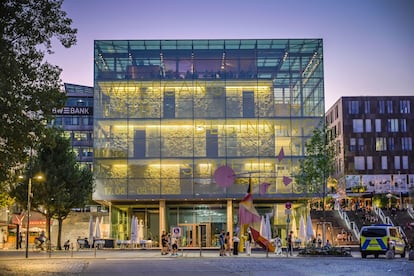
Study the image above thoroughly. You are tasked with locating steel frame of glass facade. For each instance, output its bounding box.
[93,39,324,242]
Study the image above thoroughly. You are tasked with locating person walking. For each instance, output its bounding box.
[225,232,231,256]
[219,230,225,256]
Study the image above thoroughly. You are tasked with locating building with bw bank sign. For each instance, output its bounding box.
[93,39,324,246]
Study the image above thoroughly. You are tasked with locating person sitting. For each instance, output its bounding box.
[324,240,332,249]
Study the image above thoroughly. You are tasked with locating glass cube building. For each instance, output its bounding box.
[93,39,324,245]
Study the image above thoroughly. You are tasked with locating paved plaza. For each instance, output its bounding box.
[0,248,413,275]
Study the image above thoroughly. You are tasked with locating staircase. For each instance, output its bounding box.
[380,208,414,245]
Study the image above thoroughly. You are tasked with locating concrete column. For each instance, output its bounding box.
[159,200,166,247]
[227,200,233,239]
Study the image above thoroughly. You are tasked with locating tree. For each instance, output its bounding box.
[0,0,77,184]
[11,128,94,250]
[294,121,336,210]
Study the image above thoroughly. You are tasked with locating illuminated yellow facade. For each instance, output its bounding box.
[93,39,324,245]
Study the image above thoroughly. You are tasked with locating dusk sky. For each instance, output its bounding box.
[47,0,414,110]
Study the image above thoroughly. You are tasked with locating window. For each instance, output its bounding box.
[375,119,381,132]
[358,138,364,151]
[376,137,387,151]
[401,119,407,132]
[348,100,359,114]
[388,137,395,151]
[386,100,393,114]
[367,156,373,170]
[354,156,365,170]
[378,100,385,114]
[381,156,388,170]
[400,100,411,113]
[353,119,363,133]
[365,119,371,132]
[350,138,356,151]
[394,156,401,170]
[364,101,370,114]
[387,119,398,132]
[402,137,412,151]
[402,156,408,169]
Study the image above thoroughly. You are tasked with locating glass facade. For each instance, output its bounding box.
[93,39,324,243]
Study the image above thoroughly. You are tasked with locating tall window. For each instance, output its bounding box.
[388,137,395,151]
[381,156,388,170]
[354,156,365,170]
[387,119,398,132]
[352,119,363,133]
[365,119,372,132]
[350,138,356,151]
[386,100,393,114]
[364,101,370,114]
[394,156,401,170]
[402,137,412,151]
[401,119,407,132]
[402,156,408,169]
[376,137,387,151]
[367,156,373,170]
[358,138,364,151]
[375,119,381,132]
[400,100,411,113]
[378,100,385,114]
[348,100,359,114]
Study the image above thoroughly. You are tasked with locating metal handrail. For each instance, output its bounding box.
[336,201,360,240]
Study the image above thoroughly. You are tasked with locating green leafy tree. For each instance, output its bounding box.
[0,0,77,184]
[294,122,336,210]
[11,128,94,250]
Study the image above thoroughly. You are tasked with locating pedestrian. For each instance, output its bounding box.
[232,233,240,256]
[171,237,178,256]
[161,231,169,255]
[64,240,70,250]
[225,231,231,256]
[219,230,225,256]
[245,228,252,256]
[18,232,22,249]
[287,231,293,256]
[317,234,322,248]
[274,235,282,255]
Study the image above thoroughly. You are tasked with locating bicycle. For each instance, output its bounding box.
[32,239,55,252]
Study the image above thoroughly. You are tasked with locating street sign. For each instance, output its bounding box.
[285,202,292,209]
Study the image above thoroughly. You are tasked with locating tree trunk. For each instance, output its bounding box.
[57,218,63,250]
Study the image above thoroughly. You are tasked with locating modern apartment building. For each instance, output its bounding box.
[93,39,325,245]
[326,96,414,207]
[52,83,94,169]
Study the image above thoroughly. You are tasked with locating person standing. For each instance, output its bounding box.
[18,232,22,249]
[245,228,252,256]
[287,231,293,256]
[274,235,282,255]
[232,233,240,255]
[225,232,231,256]
[219,230,225,256]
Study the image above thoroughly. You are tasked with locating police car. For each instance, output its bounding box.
[360,224,406,258]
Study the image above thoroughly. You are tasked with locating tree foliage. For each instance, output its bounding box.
[11,128,94,250]
[294,122,336,199]
[0,0,77,184]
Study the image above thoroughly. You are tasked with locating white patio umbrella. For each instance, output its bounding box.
[137,219,144,241]
[88,215,94,247]
[95,216,101,239]
[264,213,272,240]
[130,216,137,244]
[306,213,314,241]
[299,215,306,245]
[260,215,266,237]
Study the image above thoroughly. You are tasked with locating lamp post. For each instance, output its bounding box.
[25,175,32,258]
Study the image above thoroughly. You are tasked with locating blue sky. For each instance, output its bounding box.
[47,0,414,110]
